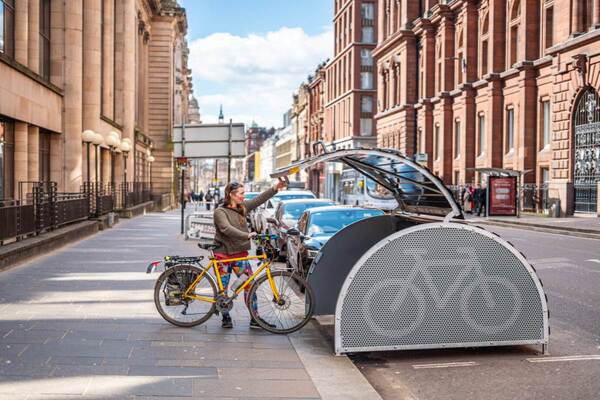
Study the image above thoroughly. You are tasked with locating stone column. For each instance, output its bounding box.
[82,0,101,132]
[28,0,40,73]
[378,0,385,43]
[64,0,84,192]
[27,126,39,182]
[572,0,581,35]
[14,0,28,65]
[13,123,28,199]
[121,0,136,183]
[102,148,111,184]
[594,0,600,27]
[102,0,115,118]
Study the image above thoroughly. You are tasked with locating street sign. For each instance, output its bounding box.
[176,157,188,165]
[172,123,246,159]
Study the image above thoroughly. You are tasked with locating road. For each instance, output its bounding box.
[350,225,600,400]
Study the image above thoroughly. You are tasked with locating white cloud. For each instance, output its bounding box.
[188,27,332,128]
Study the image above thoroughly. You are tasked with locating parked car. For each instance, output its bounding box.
[286,206,384,277]
[243,192,259,226]
[266,198,335,260]
[254,190,316,233]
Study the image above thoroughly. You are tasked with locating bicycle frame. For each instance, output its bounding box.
[182,253,281,303]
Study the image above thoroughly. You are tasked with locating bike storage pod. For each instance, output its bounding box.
[272,148,549,355]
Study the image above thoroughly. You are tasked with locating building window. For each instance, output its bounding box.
[39,130,51,182]
[361,49,373,66]
[481,13,489,77]
[434,124,440,160]
[542,100,551,148]
[39,0,51,79]
[541,167,550,184]
[0,119,15,199]
[0,0,15,57]
[506,108,515,152]
[360,72,373,89]
[544,5,553,49]
[362,26,374,43]
[508,0,521,67]
[454,170,460,185]
[361,3,374,21]
[416,129,422,153]
[360,118,373,136]
[478,114,485,156]
[361,96,373,113]
[454,120,461,158]
[481,40,488,76]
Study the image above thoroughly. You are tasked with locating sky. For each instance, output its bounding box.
[178,0,334,129]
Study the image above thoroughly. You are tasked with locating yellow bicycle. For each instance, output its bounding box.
[153,234,315,334]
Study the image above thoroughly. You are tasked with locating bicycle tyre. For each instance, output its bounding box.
[246,270,315,334]
[154,264,217,328]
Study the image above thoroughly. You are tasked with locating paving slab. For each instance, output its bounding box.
[0,211,382,399]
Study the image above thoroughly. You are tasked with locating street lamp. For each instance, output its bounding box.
[105,131,120,188]
[81,130,96,186]
[92,133,103,186]
[120,140,131,184]
[147,154,155,191]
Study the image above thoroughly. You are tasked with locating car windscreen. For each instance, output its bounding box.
[283,202,335,220]
[272,194,315,204]
[244,193,259,200]
[307,209,384,236]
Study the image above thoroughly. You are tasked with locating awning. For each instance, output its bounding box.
[467,167,534,178]
[271,148,463,219]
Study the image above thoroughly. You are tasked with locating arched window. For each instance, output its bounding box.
[480,11,489,76]
[508,0,521,67]
[456,27,464,85]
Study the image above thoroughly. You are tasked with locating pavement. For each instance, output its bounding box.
[467,213,600,239]
[0,211,381,400]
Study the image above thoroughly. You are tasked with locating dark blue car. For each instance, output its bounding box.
[286,206,384,277]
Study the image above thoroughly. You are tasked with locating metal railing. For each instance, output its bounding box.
[448,184,551,214]
[1,180,155,245]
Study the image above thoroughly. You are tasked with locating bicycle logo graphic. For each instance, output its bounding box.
[361,247,522,339]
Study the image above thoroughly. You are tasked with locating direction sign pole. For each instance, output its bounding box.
[181,124,186,235]
[227,119,232,183]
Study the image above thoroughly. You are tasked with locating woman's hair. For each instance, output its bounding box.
[223,182,245,214]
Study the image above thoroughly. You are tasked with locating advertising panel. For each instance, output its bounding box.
[488,176,517,216]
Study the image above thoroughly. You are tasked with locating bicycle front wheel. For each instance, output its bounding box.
[247,270,315,334]
[154,264,217,327]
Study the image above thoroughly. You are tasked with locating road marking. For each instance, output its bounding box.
[527,355,600,363]
[587,259,600,264]
[529,257,578,270]
[412,361,479,369]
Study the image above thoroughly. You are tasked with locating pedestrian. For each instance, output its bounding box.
[463,186,473,213]
[212,178,287,329]
[475,186,487,216]
[198,190,204,204]
[468,185,475,211]
[204,190,213,210]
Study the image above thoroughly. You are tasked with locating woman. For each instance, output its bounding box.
[213,179,287,328]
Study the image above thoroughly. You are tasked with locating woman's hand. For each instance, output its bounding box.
[248,232,258,239]
[273,177,287,192]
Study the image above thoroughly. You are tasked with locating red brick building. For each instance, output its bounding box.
[374,0,600,215]
[307,64,327,196]
[324,0,379,150]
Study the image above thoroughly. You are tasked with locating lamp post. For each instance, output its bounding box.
[92,133,104,187]
[120,140,131,208]
[147,155,155,192]
[105,131,120,194]
[81,130,96,186]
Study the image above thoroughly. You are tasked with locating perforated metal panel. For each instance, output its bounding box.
[335,223,549,354]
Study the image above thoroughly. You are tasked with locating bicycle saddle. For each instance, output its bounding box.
[198,243,219,251]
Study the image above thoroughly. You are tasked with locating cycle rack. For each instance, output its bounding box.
[272,148,549,355]
[334,222,549,355]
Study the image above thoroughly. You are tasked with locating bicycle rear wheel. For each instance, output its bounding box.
[154,264,217,327]
[247,270,315,334]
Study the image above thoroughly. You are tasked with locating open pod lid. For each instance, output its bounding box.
[271,148,463,219]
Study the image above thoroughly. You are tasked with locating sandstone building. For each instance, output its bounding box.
[373,0,600,215]
[0,0,194,206]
